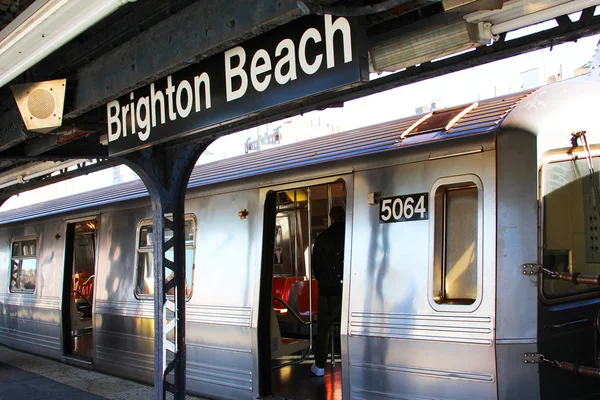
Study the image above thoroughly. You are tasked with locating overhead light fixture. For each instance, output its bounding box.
[369,20,495,73]
[370,0,600,73]
[0,0,136,89]
[465,0,600,35]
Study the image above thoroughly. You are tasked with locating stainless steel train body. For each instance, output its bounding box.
[0,80,599,399]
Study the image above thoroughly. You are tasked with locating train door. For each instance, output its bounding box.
[258,179,347,399]
[538,154,600,399]
[61,219,98,361]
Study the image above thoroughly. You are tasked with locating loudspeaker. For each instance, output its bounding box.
[11,79,66,134]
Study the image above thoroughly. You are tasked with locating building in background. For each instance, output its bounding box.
[579,38,600,79]
[244,116,340,154]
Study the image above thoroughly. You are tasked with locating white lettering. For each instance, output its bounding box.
[129,92,136,136]
[166,76,177,121]
[225,46,248,102]
[136,96,150,141]
[107,16,357,151]
[299,28,322,75]
[251,49,272,92]
[107,100,121,142]
[274,39,297,85]
[415,195,426,218]
[150,83,166,127]
[194,73,212,111]
[176,80,193,118]
[121,104,130,137]
[325,15,352,68]
[381,199,392,221]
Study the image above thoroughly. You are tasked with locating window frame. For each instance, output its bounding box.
[134,214,197,301]
[9,235,39,294]
[428,174,484,313]
[539,152,600,304]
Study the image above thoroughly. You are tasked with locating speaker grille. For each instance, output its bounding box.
[27,89,55,120]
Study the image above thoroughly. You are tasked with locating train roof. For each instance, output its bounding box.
[0,88,535,224]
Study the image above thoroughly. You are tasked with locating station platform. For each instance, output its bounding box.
[0,344,342,399]
[0,345,205,400]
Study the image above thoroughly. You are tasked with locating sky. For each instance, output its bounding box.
[2,24,600,210]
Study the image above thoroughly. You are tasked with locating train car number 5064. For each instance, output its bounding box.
[379,193,428,223]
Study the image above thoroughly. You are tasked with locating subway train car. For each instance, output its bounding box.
[0,80,600,399]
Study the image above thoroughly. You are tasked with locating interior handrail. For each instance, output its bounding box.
[272,297,312,325]
[73,289,93,307]
[82,274,95,286]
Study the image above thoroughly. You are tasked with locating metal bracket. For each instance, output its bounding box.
[524,353,542,364]
[367,192,380,205]
[523,264,542,275]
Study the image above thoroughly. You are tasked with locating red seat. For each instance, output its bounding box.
[73,272,93,299]
[272,277,319,319]
[272,277,295,310]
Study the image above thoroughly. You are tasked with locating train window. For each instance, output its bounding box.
[135,215,196,299]
[272,181,346,279]
[9,237,38,293]
[542,158,600,300]
[275,189,310,278]
[432,181,481,306]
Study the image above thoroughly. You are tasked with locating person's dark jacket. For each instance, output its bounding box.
[312,221,345,296]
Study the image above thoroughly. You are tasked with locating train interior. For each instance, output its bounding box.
[61,219,97,361]
[263,181,345,399]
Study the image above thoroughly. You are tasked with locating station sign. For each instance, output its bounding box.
[106,15,367,155]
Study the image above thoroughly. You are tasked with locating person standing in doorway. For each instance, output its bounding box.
[311,206,345,377]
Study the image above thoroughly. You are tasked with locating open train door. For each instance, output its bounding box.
[257,178,349,399]
[61,218,98,362]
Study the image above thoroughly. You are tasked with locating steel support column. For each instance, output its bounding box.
[120,142,208,400]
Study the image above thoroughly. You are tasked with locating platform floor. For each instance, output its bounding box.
[0,345,205,400]
[0,344,343,399]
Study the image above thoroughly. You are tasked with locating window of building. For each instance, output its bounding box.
[542,156,600,301]
[9,237,38,293]
[432,179,481,307]
[135,215,196,299]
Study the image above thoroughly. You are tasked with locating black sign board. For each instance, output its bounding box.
[379,193,429,223]
[106,15,367,155]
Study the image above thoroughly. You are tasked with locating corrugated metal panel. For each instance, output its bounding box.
[447,91,533,135]
[0,90,533,224]
[0,181,149,224]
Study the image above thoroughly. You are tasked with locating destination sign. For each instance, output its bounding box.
[106,15,366,155]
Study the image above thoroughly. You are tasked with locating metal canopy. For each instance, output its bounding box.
[0,0,598,196]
